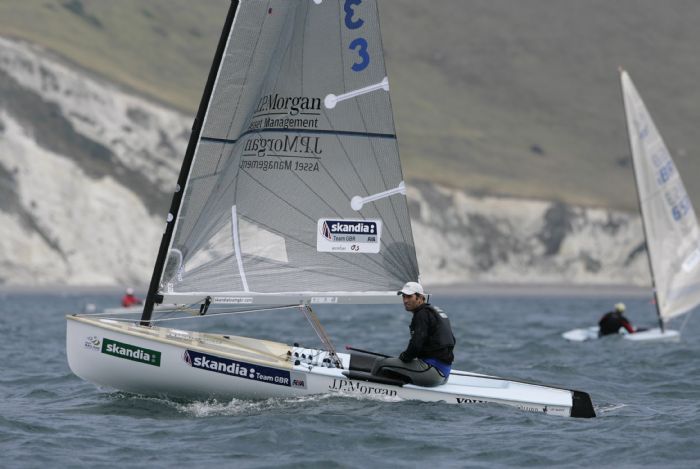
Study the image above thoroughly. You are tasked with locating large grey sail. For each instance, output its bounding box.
[160,0,418,304]
[621,70,700,321]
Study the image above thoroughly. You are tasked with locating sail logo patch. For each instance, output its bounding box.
[83,335,101,351]
[317,219,381,253]
[456,397,487,404]
[101,338,161,367]
[242,135,322,158]
[184,350,291,387]
[291,372,307,389]
[328,379,397,396]
[254,94,321,116]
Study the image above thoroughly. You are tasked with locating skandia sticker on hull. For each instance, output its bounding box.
[184,350,291,387]
[101,338,161,366]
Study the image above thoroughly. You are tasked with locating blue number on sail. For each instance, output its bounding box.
[672,195,691,221]
[344,0,364,29]
[343,0,369,72]
[350,37,370,71]
[657,160,674,186]
[634,117,649,140]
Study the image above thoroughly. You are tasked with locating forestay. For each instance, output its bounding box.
[159,0,418,305]
[621,71,700,322]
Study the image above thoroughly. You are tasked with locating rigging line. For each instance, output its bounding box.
[240,169,399,277]
[300,305,343,368]
[146,304,300,323]
[78,304,200,317]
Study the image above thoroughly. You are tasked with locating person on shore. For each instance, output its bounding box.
[371,282,456,387]
[121,288,142,308]
[598,302,636,336]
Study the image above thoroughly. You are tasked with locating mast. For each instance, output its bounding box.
[618,68,664,332]
[140,1,240,325]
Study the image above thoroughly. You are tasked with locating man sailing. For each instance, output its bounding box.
[372,282,456,387]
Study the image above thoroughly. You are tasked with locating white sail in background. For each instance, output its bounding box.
[159,0,419,304]
[621,70,700,322]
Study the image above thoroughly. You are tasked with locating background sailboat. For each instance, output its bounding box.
[564,70,700,342]
[66,0,594,417]
[621,69,700,340]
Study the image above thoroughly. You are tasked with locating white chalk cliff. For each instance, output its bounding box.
[0,38,650,288]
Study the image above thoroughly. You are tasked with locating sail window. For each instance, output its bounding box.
[238,217,289,264]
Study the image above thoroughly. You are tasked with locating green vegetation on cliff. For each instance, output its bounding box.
[2,0,699,211]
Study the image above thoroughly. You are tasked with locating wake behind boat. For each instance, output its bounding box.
[564,70,700,343]
[66,0,594,418]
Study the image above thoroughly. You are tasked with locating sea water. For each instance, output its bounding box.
[1,290,699,468]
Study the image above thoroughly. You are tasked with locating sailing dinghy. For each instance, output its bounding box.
[564,70,700,342]
[67,0,594,418]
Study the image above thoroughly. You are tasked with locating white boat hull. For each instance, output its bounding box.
[562,326,680,342]
[622,328,680,341]
[67,315,595,418]
[562,327,600,342]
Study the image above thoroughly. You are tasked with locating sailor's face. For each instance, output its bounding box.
[402,293,423,312]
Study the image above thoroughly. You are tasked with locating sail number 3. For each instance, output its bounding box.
[344,0,369,72]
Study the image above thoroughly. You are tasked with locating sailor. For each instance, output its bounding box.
[121,288,143,308]
[598,302,636,336]
[371,282,456,387]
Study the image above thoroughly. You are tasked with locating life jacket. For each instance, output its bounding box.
[413,304,456,364]
[598,311,629,336]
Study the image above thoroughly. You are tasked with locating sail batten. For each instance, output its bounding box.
[621,70,700,322]
[158,0,418,302]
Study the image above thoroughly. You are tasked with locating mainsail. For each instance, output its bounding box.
[153,0,418,306]
[620,70,700,322]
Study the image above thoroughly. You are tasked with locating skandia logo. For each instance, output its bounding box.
[101,338,161,366]
[184,350,291,387]
[321,220,377,240]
